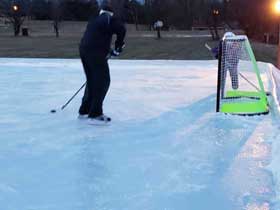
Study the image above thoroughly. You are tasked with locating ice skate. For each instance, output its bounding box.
[88,114,111,125]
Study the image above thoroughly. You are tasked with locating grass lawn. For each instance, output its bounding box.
[0,34,277,65]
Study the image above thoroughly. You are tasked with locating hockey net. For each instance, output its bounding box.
[216,35,268,115]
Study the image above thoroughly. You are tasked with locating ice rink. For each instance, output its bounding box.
[0,58,279,210]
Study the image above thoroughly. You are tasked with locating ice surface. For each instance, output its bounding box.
[267,64,280,210]
[0,58,279,210]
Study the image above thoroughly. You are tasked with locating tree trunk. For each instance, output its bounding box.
[13,17,21,36]
[133,10,138,31]
[54,21,59,38]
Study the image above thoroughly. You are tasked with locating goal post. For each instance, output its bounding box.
[216,35,269,115]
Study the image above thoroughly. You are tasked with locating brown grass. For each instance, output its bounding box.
[0,21,277,64]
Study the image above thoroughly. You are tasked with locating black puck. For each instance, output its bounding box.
[50,109,57,113]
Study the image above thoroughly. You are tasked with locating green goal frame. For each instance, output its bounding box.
[216,35,269,115]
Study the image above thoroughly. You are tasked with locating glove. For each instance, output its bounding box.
[211,47,219,59]
[109,43,125,58]
[115,43,125,54]
[110,49,120,57]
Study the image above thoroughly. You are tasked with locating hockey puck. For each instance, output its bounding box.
[266,92,272,96]
[50,109,57,113]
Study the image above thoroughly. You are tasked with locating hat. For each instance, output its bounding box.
[100,0,114,13]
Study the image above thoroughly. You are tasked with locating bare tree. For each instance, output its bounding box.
[142,0,155,30]
[147,0,205,30]
[50,0,63,38]
[0,0,31,36]
[127,0,140,30]
[111,0,128,20]
[30,0,51,20]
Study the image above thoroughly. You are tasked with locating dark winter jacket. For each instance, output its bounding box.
[80,12,126,58]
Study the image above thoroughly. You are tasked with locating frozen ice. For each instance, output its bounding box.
[0,58,279,210]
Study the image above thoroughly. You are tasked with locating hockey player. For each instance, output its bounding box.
[78,0,126,125]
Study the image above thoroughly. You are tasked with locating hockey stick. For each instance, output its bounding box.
[205,43,212,51]
[50,82,86,113]
[61,82,87,110]
[50,52,120,114]
[205,43,270,95]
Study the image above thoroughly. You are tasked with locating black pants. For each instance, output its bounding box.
[79,50,110,118]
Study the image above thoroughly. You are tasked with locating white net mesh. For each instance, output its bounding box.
[219,35,262,103]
